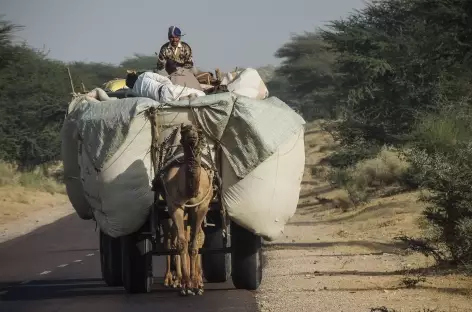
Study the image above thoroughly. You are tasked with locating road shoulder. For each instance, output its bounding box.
[256,122,472,312]
[0,186,73,243]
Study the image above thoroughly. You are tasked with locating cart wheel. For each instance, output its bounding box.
[202,225,231,283]
[99,230,123,286]
[231,222,262,290]
[121,232,153,293]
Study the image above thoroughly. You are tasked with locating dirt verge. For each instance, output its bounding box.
[256,122,472,312]
[0,186,73,243]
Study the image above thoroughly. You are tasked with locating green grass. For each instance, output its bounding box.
[0,161,65,194]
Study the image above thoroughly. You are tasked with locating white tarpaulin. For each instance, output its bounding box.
[61,70,305,240]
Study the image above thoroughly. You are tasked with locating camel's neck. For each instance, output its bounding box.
[182,138,202,199]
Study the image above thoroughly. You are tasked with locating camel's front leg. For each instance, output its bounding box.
[195,232,204,290]
[162,219,173,287]
[189,205,209,295]
[186,224,191,278]
[172,223,182,289]
[170,207,192,295]
[164,255,173,287]
[173,253,182,288]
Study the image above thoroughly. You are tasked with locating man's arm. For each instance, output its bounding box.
[181,43,194,69]
[156,45,167,71]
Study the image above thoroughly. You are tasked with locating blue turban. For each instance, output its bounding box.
[168,26,182,38]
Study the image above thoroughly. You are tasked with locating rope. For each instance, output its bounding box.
[147,105,227,235]
[188,107,228,235]
[150,119,216,205]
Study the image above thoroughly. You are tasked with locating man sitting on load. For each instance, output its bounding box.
[156,26,194,75]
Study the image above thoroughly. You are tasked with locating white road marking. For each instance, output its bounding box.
[0,290,8,295]
[86,253,94,257]
[57,264,68,268]
[39,271,51,275]
[73,260,82,263]
[20,280,31,284]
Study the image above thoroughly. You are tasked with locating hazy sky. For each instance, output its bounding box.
[1,0,365,71]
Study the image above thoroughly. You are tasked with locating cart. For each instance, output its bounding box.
[98,89,263,294]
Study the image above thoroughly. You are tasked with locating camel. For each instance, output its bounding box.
[156,124,214,296]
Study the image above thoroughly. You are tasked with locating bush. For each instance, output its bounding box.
[324,141,381,169]
[0,162,17,186]
[407,106,472,266]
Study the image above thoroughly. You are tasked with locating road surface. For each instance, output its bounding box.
[0,214,258,312]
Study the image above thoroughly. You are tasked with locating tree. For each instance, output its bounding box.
[318,0,472,144]
[271,31,338,119]
[0,44,72,167]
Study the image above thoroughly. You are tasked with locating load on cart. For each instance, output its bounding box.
[60,67,306,296]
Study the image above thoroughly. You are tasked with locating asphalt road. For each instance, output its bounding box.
[0,214,258,312]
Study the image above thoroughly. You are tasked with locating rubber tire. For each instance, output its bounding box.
[231,222,263,290]
[202,225,231,283]
[121,232,153,294]
[99,230,123,287]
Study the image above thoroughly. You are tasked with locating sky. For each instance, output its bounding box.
[1,0,366,72]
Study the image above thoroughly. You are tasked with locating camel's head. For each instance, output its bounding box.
[180,124,200,147]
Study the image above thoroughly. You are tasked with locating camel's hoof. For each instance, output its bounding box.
[179,288,194,296]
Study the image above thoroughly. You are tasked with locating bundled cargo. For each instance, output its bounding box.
[220,68,269,100]
[61,68,305,241]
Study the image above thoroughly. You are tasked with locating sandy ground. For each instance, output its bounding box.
[0,186,73,243]
[256,122,472,312]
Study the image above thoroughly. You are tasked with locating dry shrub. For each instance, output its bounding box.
[351,146,409,188]
[0,162,18,186]
[0,161,65,194]
[329,146,410,206]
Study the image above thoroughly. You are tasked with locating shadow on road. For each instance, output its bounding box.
[263,240,408,254]
[0,278,237,301]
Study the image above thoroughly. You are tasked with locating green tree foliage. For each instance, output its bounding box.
[68,61,124,92]
[272,32,338,119]
[322,0,472,145]
[120,53,157,71]
[272,0,472,142]
[0,43,71,167]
